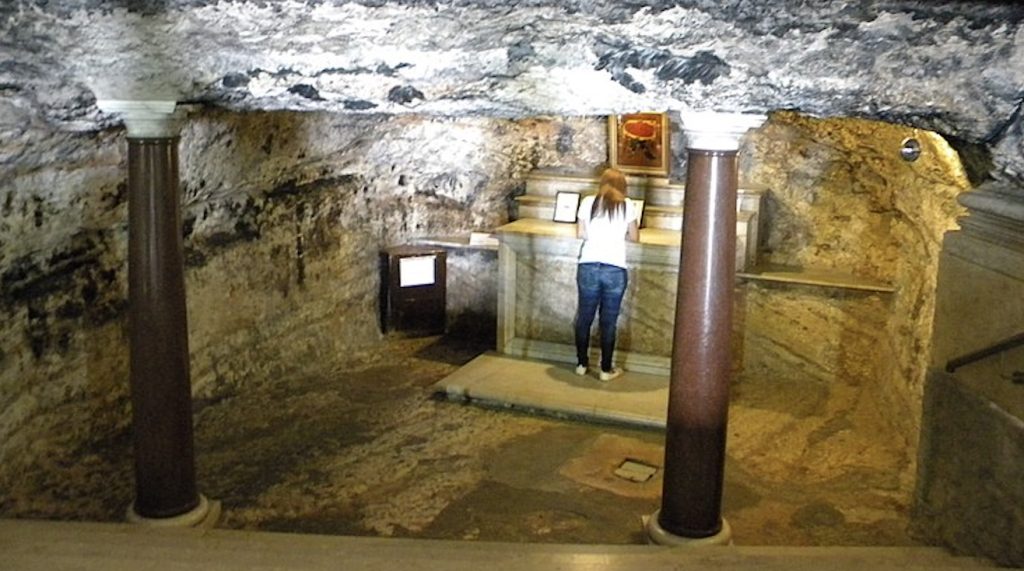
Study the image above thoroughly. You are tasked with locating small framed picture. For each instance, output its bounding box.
[631,199,646,228]
[553,191,581,223]
[608,113,670,176]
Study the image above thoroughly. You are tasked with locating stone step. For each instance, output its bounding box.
[522,171,765,211]
[513,193,759,221]
[508,201,758,270]
[643,206,683,230]
[0,519,994,571]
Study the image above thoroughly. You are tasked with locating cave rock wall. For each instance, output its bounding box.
[0,110,604,508]
[741,112,968,441]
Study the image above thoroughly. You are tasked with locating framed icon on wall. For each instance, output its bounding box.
[608,113,670,176]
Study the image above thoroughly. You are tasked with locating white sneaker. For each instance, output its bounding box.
[575,364,588,376]
[599,368,623,382]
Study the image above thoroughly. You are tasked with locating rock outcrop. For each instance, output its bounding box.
[1,0,1022,180]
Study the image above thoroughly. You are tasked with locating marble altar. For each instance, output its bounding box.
[496,171,765,375]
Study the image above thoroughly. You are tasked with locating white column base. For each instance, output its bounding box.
[126,494,221,529]
[644,510,733,546]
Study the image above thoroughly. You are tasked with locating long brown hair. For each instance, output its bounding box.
[591,167,628,220]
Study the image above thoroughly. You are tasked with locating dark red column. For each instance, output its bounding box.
[657,149,739,538]
[643,112,762,546]
[126,136,200,519]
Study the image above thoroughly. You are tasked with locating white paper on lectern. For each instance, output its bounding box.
[632,199,645,227]
[399,255,436,287]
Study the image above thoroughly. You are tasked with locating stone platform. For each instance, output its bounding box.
[433,352,668,428]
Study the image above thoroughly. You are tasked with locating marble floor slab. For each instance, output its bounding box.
[433,352,669,428]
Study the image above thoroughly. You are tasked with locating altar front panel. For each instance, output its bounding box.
[512,254,679,357]
[497,219,681,374]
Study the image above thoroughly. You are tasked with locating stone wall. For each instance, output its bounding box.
[741,111,968,445]
[0,124,132,517]
[914,371,1023,567]
[912,223,1024,566]
[0,110,604,510]
[445,248,499,343]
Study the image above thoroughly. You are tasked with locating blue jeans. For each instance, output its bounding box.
[575,263,628,372]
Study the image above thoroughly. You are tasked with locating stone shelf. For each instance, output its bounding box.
[415,234,499,251]
[496,217,677,240]
[516,195,709,232]
[738,264,896,293]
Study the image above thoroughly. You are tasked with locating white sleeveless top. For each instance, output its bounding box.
[577,195,638,269]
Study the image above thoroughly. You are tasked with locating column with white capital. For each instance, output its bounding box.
[647,111,765,546]
[96,100,216,527]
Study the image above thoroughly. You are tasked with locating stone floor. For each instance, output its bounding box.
[4,333,917,546]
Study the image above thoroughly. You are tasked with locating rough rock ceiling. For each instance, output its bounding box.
[2,0,1023,181]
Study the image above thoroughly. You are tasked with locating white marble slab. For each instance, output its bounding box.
[434,352,669,428]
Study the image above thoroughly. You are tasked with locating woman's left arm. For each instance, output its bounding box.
[626,199,639,242]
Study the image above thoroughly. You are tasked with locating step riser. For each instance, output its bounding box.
[2,520,995,571]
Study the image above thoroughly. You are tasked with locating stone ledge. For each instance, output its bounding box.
[738,265,896,293]
[1,518,996,570]
[414,235,499,252]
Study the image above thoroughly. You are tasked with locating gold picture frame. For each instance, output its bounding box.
[608,113,670,176]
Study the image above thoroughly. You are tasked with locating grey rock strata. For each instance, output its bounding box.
[1,1,1023,180]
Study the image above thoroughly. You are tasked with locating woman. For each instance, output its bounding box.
[574,167,639,381]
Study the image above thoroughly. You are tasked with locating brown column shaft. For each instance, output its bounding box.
[658,149,738,538]
[127,137,199,518]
